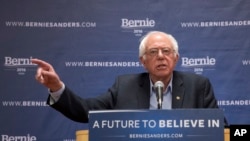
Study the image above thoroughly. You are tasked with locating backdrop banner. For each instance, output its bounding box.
[1,0,250,140]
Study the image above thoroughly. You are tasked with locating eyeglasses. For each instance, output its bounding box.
[145,48,175,57]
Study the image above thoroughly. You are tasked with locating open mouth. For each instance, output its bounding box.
[156,64,167,70]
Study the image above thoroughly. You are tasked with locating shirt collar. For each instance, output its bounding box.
[150,75,173,96]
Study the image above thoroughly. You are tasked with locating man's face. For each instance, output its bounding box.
[140,33,179,81]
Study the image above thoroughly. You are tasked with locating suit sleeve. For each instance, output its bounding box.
[47,83,118,123]
[203,78,228,126]
[203,78,219,108]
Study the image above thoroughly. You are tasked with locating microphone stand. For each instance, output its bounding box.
[154,81,164,109]
[157,91,163,109]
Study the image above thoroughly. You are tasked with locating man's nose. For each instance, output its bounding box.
[157,50,164,57]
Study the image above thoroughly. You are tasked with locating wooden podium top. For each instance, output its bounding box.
[76,128,230,141]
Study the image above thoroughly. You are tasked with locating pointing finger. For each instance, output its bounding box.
[31,58,53,71]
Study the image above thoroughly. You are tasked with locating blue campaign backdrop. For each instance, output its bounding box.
[1,0,250,140]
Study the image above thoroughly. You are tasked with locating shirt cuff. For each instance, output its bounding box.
[48,83,65,105]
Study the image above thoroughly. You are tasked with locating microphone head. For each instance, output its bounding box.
[154,81,164,88]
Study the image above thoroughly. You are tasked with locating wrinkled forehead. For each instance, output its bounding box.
[145,34,173,50]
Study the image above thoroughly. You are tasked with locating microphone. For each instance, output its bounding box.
[154,81,164,109]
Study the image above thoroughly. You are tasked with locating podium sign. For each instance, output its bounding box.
[89,109,224,141]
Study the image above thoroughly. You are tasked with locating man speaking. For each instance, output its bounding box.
[31,31,227,124]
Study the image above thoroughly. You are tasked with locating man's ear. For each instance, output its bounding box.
[139,57,146,67]
[174,54,179,63]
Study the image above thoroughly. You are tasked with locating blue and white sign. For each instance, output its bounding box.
[89,109,224,141]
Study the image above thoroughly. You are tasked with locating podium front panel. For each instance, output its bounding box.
[88,109,224,141]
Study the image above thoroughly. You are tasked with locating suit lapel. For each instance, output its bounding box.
[135,72,185,109]
[172,71,185,108]
[137,73,151,109]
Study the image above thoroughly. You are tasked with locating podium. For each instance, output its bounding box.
[77,109,228,141]
[76,130,89,141]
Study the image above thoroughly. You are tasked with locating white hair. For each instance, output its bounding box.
[139,31,179,58]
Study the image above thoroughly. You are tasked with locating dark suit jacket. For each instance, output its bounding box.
[49,71,221,123]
